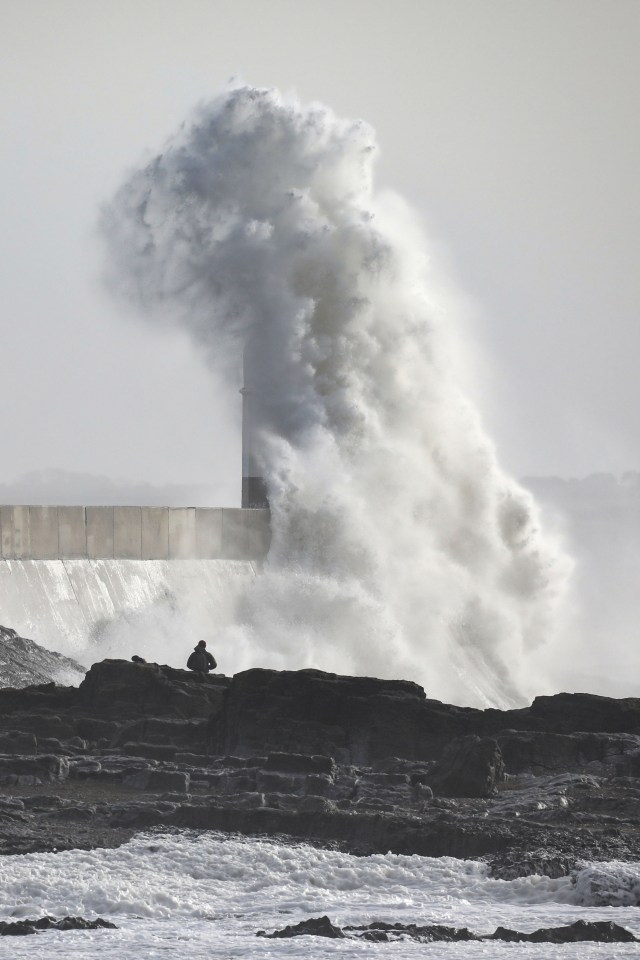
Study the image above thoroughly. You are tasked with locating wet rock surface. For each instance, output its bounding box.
[0,625,84,689]
[257,916,638,943]
[0,659,639,878]
[0,915,116,935]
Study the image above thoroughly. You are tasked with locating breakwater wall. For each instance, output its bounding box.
[0,506,270,562]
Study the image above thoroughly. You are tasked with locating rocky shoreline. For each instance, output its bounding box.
[0,658,639,887]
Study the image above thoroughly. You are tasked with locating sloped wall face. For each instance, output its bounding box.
[0,558,257,668]
[0,506,271,561]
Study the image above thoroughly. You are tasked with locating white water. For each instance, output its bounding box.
[0,558,255,668]
[103,84,571,708]
[0,832,638,958]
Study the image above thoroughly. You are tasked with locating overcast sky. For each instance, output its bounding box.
[1,0,638,505]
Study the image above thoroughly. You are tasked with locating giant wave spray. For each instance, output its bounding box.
[103,85,569,707]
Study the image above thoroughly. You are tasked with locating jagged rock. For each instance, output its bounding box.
[0,915,116,935]
[347,921,477,942]
[258,915,346,938]
[488,920,638,943]
[259,917,638,945]
[428,736,505,798]
[0,625,85,689]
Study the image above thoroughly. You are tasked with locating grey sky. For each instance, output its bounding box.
[1,0,638,504]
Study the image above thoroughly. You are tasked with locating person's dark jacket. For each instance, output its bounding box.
[187,646,217,673]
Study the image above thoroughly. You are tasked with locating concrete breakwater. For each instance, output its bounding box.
[0,506,270,665]
[0,505,270,561]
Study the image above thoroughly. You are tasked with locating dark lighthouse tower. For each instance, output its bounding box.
[240,344,269,508]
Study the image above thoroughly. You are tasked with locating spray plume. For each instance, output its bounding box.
[103,85,570,707]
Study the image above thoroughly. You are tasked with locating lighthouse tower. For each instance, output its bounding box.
[240,344,269,508]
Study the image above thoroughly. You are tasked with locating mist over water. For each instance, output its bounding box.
[103,85,570,707]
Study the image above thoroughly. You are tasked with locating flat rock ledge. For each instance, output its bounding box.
[0,659,640,883]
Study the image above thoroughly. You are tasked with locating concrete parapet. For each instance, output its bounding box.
[0,505,270,561]
[142,507,169,560]
[29,506,59,559]
[195,508,223,558]
[58,506,86,558]
[114,506,142,559]
[169,507,196,559]
[1,505,31,559]
[86,507,114,559]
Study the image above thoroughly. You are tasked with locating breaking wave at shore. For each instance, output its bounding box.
[1,833,639,959]
[103,85,571,707]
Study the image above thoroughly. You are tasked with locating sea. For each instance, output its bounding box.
[0,830,639,958]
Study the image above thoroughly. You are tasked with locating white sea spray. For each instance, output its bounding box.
[102,85,572,706]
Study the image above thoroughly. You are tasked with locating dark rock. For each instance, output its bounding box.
[227,773,257,793]
[256,771,305,794]
[528,693,640,735]
[0,625,85,689]
[74,717,122,741]
[122,742,179,761]
[216,668,442,763]
[428,736,505,797]
[222,791,265,809]
[114,717,209,749]
[264,752,336,776]
[69,758,102,778]
[122,770,190,793]
[490,851,573,880]
[0,915,116,935]
[488,920,638,943]
[298,796,337,813]
[0,754,69,783]
[497,729,640,776]
[79,660,229,719]
[263,917,638,945]
[258,915,346,938]
[0,732,37,754]
[305,774,335,797]
[347,921,477,942]
[1,661,640,868]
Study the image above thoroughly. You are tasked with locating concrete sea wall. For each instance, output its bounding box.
[0,505,270,561]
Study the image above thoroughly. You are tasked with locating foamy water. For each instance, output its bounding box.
[103,84,572,709]
[0,832,639,958]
